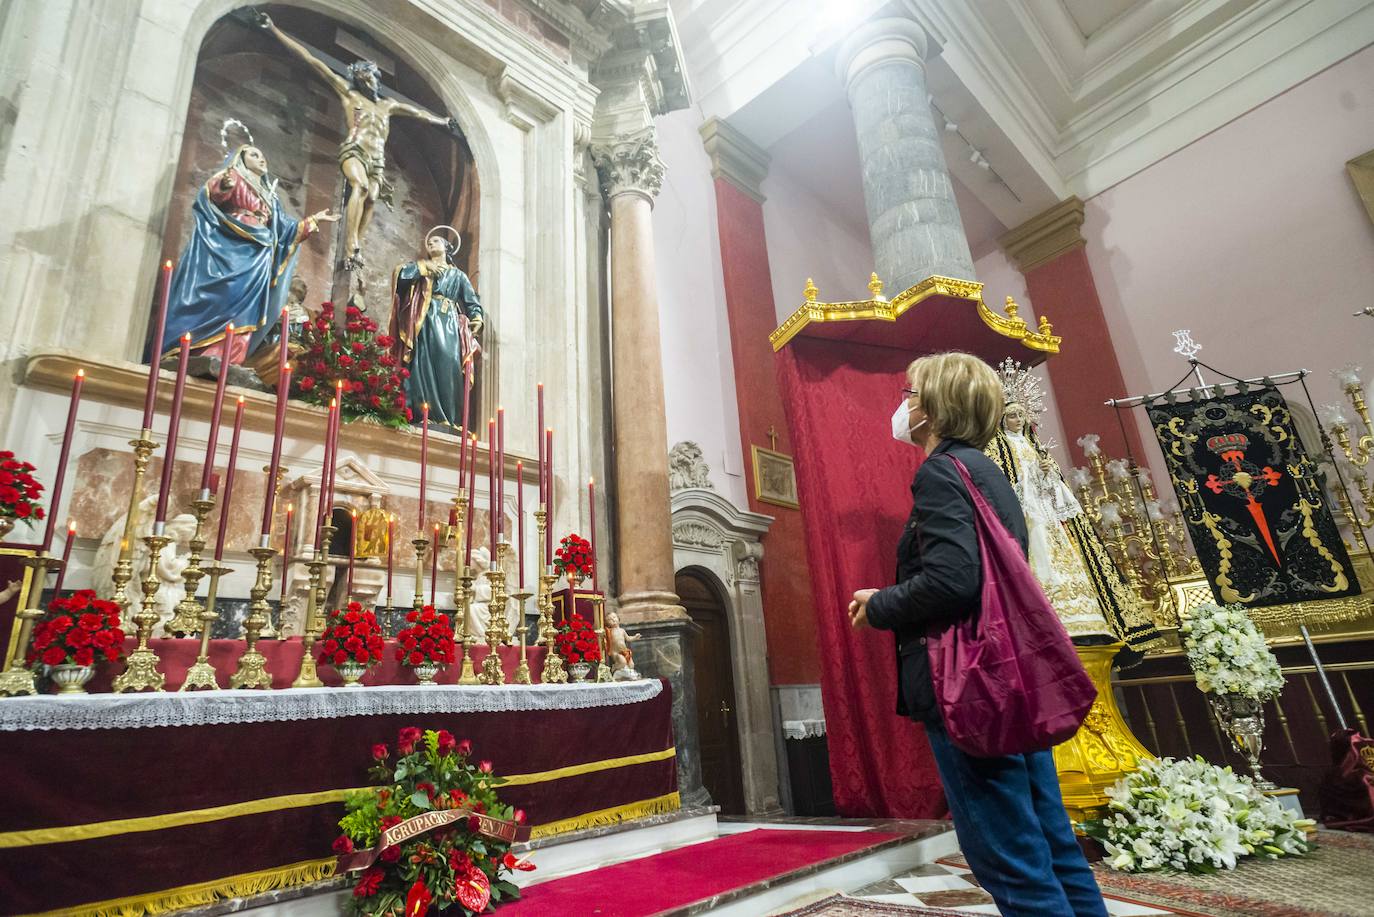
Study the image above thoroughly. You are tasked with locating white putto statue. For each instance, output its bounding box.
[91,495,197,631]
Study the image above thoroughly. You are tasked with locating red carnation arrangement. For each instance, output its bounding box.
[554,613,600,666]
[293,302,411,428]
[318,601,386,669]
[553,532,594,583]
[395,605,456,667]
[25,590,124,670]
[0,450,45,528]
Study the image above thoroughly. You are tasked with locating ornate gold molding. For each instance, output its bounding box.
[1347,149,1374,226]
[769,274,1062,354]
[699,117,770,204]
[999,196,1087,273]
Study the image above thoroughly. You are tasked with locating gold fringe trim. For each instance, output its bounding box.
[23,857,337,917]
[3,747,678,849]
[528,791,681,840]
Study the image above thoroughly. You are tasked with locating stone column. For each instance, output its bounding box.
[836,18,975,290]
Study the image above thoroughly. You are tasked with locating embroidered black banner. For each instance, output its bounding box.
[1147,385,1359,608]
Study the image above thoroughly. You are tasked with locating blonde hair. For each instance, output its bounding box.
[906,352,1004,449]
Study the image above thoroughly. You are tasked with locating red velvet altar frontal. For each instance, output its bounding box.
[85,636,548,691]
[0,682,677,916]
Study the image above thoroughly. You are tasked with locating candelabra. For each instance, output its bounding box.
[534,509,556,643]
[591,594,612,683]
[229,545,277,689]
[512,591,533,685]
[1321,367,1374,544]
[0,553,60,696]
[412,535,429,611]
[180,562,232,691]
[456,567,480,684]
[539,568,567,684]
[258,465,286,639]
[110,433,157,613]
[481,546,509,685]
[167,496,216,636]
[291,526,333,689]
[112,534,170,693]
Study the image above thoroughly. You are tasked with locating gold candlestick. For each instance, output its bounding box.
[539,570,566,684]
[481,563,508,685]
[456,567,480,684]
[258,465,287,639]
[167,496,216,636]
[180,562,232,691]
[591,594,612,683]
[511,590,533,685]
[0,553,60,696]
[412,536,429,611]
[292,548,330,689]
[229,545,277,689]
[112,534,170,693]
[110,433,158,613]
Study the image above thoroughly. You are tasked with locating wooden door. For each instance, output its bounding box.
[676,569,746,815]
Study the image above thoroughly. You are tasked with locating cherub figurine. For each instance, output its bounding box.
[153,513,198,636]
[605,609,641,681]
[0,579,21,607]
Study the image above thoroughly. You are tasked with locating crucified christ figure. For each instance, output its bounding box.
[257,11,459,269]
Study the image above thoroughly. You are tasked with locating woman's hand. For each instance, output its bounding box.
[1039,456,1054,475]
[849,588,878,630]
[309,209,341,224]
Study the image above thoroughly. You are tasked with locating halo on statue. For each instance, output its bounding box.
[426,224,462,254]
[998,357,1046,418]
[219,118,255,150]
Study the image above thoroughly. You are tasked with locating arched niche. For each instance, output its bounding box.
[158,4,485,401]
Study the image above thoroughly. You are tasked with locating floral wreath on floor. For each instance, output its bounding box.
[335,727,534,915]
[1082,756,1312,874]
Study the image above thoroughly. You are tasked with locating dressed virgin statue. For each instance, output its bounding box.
[986,361,1160,658]
[161,142,337,366]
[389,228,483,428]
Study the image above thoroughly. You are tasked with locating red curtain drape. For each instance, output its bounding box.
[776,338,947,818]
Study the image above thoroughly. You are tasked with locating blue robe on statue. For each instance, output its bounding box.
[389,259,483,428]
[158,147,313,360]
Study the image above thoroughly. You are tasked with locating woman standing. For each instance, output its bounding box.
[388,228,484,429]
[848,351,1107,917]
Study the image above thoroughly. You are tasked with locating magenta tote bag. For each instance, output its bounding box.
[927,457,1096,757]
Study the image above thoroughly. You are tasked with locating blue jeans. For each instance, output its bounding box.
[925,721,1108,917]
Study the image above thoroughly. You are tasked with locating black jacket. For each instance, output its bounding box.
[866,439,1029,723]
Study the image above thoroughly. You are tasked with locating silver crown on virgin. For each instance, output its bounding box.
[997,358,1045,418]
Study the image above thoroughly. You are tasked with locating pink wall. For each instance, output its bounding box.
[1080,45,1374,473]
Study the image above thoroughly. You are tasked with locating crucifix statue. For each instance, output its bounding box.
[256,11,460,269]
[766,425,779,450]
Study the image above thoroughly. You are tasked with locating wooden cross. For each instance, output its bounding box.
[767,425,778,450]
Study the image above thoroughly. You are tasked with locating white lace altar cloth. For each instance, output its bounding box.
[0,680,663,732]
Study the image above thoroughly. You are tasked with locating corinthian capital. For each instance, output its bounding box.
[592,131,666,204]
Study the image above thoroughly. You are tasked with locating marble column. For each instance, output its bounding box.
[836,18,975,290]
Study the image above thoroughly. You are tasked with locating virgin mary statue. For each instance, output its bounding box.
[985,360,1161,660]
[161,143,337,365]
[388,227,484,428]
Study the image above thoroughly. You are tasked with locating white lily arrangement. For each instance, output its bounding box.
[1082,757,1313,874]
[1180,602,1284,701]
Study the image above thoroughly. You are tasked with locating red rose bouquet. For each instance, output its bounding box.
[25,590,124,669]
[318,602,386,669]
[552,532,593,583]
[293,302,412,428]
[336,727,533,915]
[395,605,456,667]
[554,613,600,666]
[0,450,45,529]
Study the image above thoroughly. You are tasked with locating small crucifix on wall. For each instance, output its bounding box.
[752,424,799,509]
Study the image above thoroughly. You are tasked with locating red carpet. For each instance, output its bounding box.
[504,828,902,916]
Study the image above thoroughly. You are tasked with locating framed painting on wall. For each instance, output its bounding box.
[751,446,800,509]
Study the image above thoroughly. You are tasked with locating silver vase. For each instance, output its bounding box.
[1209,693,1276,790]
[48,663,95,695]
[412,662,441,685]
[568,662,592,683]
[338,660,367,687]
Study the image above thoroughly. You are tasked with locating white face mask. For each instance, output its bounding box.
[891,401,927,445]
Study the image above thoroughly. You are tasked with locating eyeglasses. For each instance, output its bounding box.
[901,388,919,398]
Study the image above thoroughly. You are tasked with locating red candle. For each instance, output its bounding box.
[418,402,430,531]
[460,369,472,478]
[517,461,525,589]
[260,362,292,538]
[280,502,293,605]
[464,433,477,567]
[537,382,545,504]
[42,369,85,552]
[325,380,343,510]
[155,335,192,526]
[496,407,505,547]
[141,260,172,432]
[545,427,554,563]
[488,419,496,559]
[52,521,76,596]
[386,512,395,607]
[200,322,234,492]
[214,397,246,561]
[430,522,440,605]
[589,477,598,591]
[315,398,337,550]
[276,307,290,389]
[347,508,357,598]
